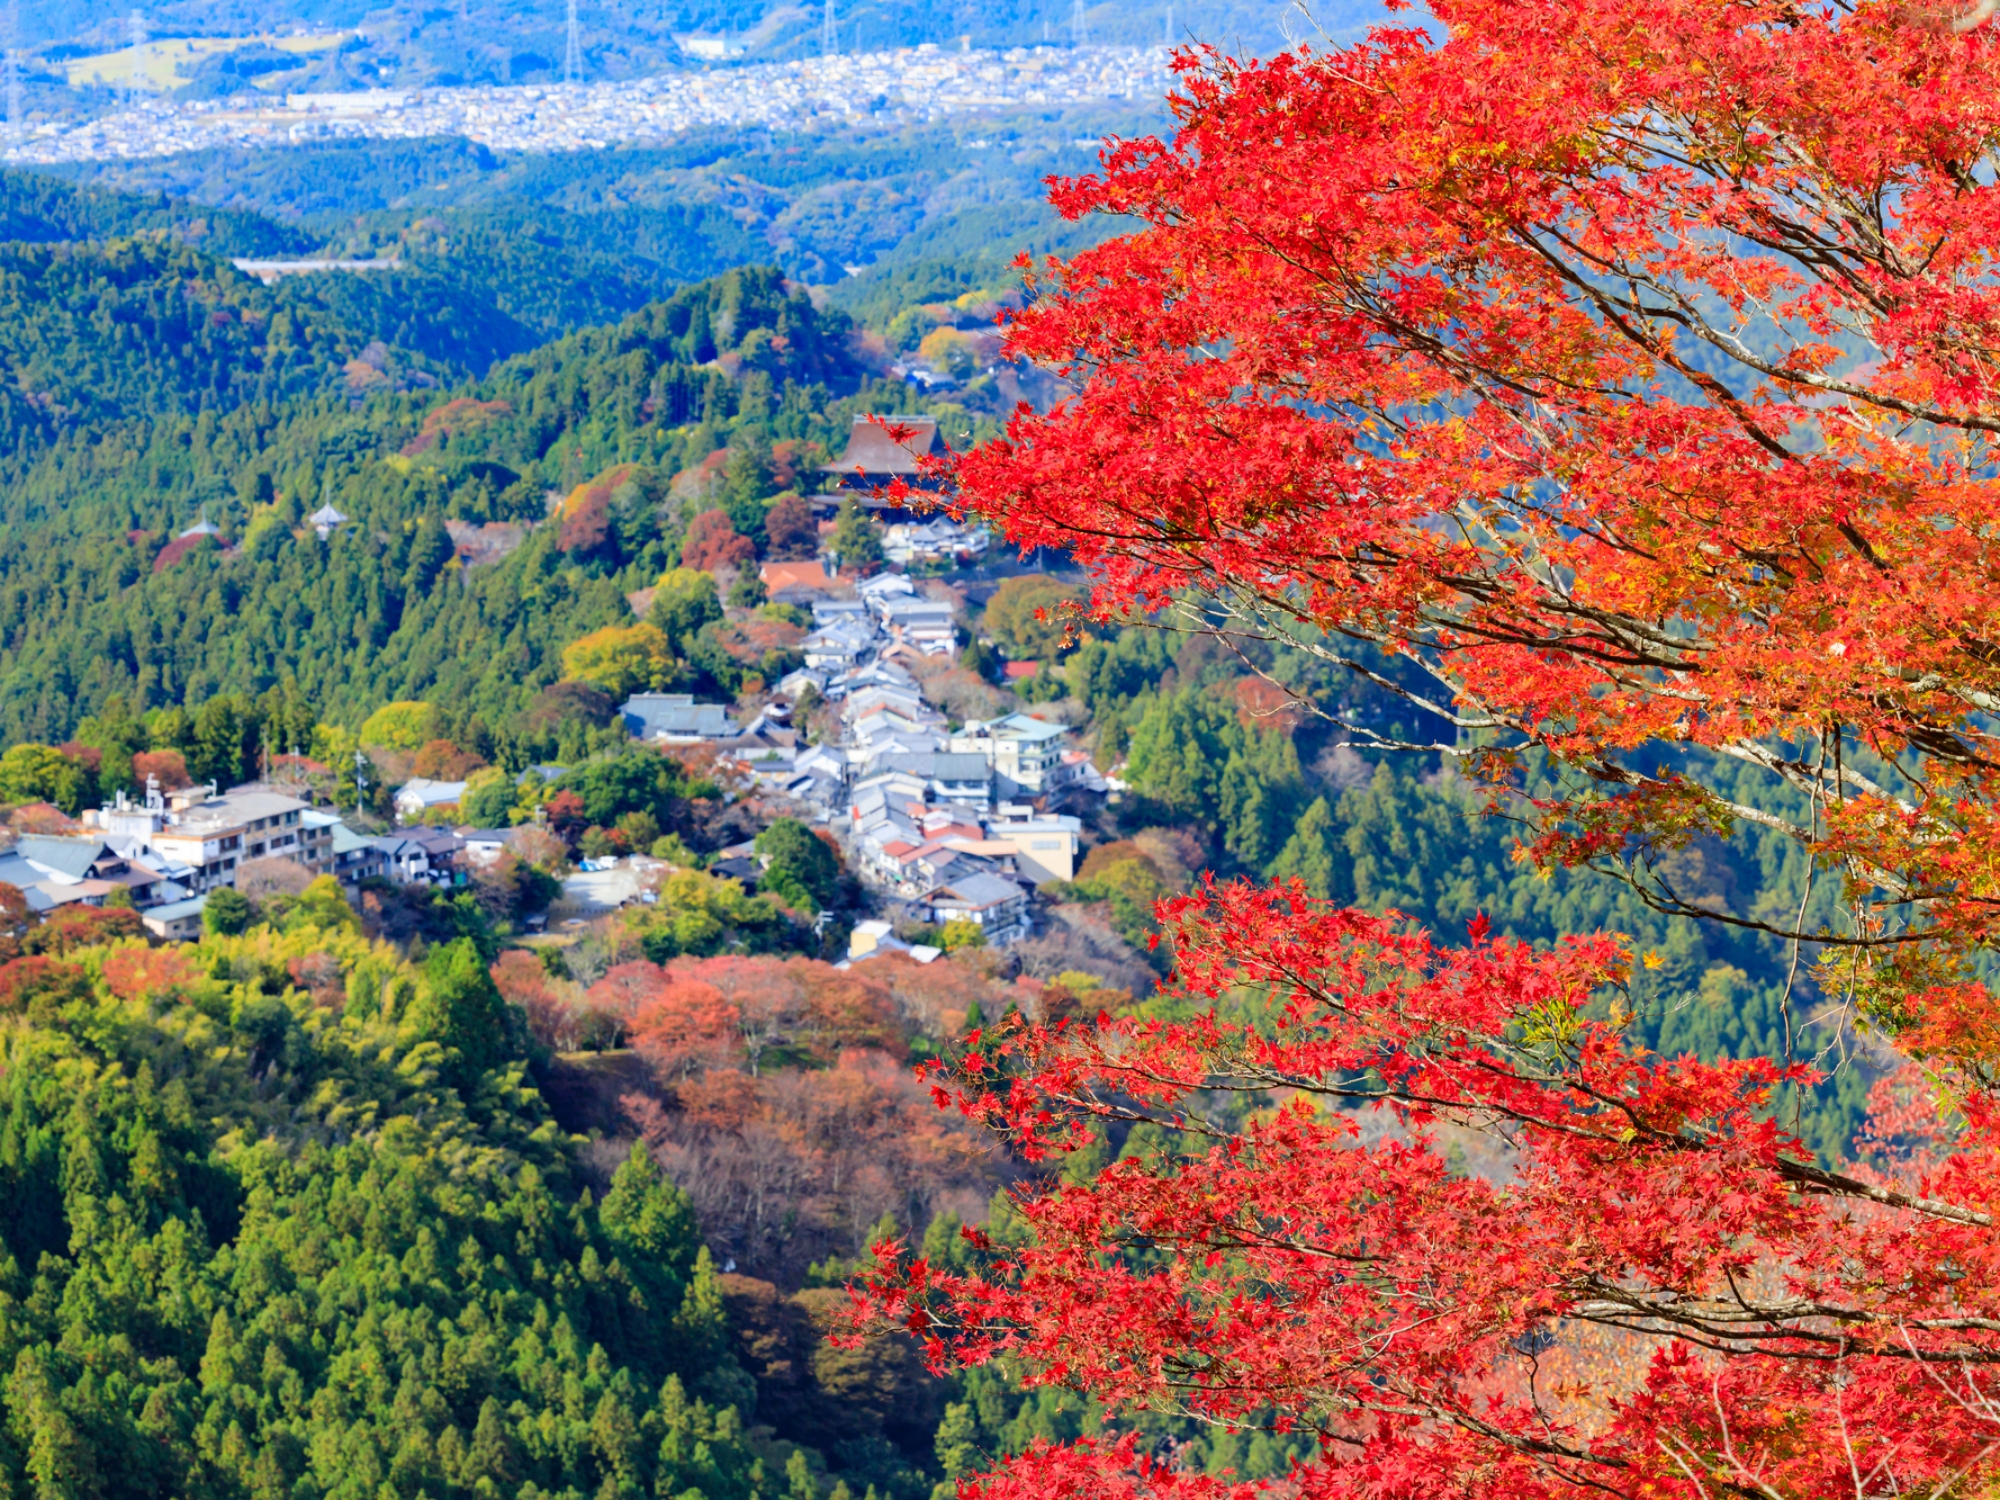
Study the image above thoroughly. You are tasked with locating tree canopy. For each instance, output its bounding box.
[858,6,2000,1497]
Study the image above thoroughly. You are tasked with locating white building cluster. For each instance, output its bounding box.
[0,779,340,939]
[622,566,1110,957]
[0,774,489,941]
[7,45,1171,165]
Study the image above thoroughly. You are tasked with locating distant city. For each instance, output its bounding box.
[5,43,1173,164]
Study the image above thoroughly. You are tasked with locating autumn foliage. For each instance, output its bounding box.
[497,946,1014,1284]
[853,3,2000,1496]
[681,508,758,572]
[101,945,202,1003]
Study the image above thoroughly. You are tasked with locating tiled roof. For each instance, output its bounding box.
[145,895,209,922]
[760,560,832,592]
[932,753,992,782]
[620,693,736,738]
[934,872,1026,908]
[15,835,108,880]
[394,778,468,806]
[821,417,950,477]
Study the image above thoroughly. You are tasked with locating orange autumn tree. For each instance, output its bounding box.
[851,3,2000,1497]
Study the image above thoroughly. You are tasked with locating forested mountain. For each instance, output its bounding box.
[0,169,314,258]
[350,202,767,341]
[0,239,502,447]
[0,165,768,432]
[0,262,982,740]
[0,858,1317,1499]
[0,917,745,1500]
[50,117,1144,285]
[0,894,1012,1498]
[0,112,1901,1500]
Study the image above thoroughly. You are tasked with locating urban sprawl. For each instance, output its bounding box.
[6,43,1171,164]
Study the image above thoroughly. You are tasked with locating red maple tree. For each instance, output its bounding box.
[855,3,2000,1495]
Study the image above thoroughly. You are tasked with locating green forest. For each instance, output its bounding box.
[0,143,1891,1500]
[47,120,1145,287]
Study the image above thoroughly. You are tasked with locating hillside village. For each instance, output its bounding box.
[0,412,1117,972]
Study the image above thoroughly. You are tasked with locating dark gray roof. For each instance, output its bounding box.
[932,753,993,783]
[868,752,937,778]
[621,693,737,739]
[934,872,1026,908]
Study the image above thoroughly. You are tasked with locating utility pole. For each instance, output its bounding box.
[564,0,581,83]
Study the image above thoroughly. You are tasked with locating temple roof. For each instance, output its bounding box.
[819,416,950,478]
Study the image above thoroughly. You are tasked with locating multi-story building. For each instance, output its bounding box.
[948,713,1075,796]
[89,782,333,895]
[331,823,389,889]
[926,872,1031,944]
[984,812,1084,883]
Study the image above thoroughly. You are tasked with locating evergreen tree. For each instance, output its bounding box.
[1266,795,1342,898]
[720,439,776,543]
[410,937,511,1081]
[189,696,245,787]
[754,819,843,910]
[829,498,884,574]
[203,887,256,936]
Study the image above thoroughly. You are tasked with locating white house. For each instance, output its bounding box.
[883,517,989,567]
[394,778,468,822]
[801,617,879,671]
[141,895,209,942]
[927,872,1031,944]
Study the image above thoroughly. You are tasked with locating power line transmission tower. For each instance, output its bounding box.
[564,0,582,83]
[822,0,837,57]
[1164,1,1173,46]
[5,0,20,147]
[1070,0,1087,47]
[127,9,146,107]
